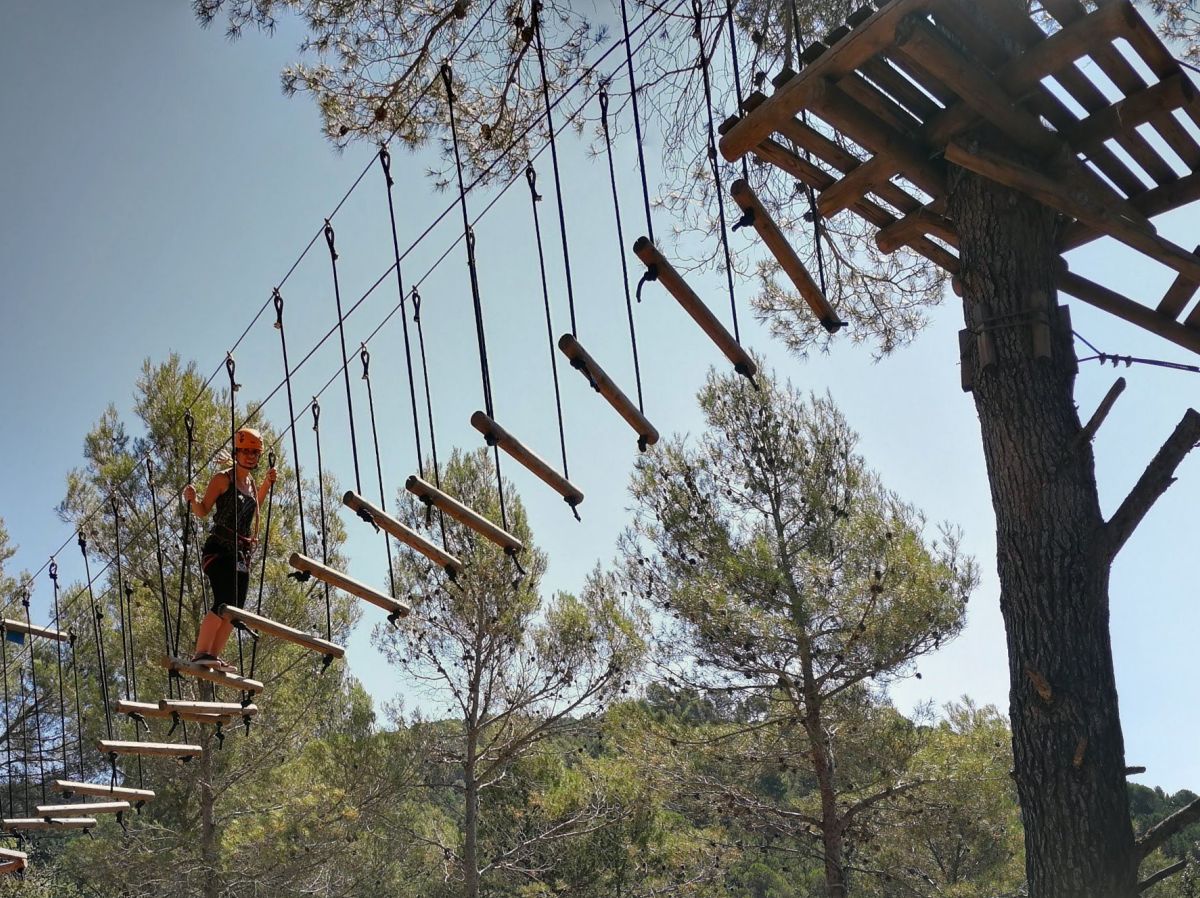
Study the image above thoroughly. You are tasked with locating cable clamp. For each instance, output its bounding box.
[379,144,394,188]
[525,162,541,202]
[273,288,284,329]
[323,219,338,261]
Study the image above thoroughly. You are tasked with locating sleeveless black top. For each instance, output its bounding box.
[202,470,257,566]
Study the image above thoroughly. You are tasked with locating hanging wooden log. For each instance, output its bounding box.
[470,412,584,511]
[1057,269,1200,356]
[0,619,68,643]
[2,817,95,831]
[405,476,524,555]
[343,491,464,578]
[159,656,265,694]
[97,740,201,759]
[158,700,258,717]
[288,552,408,619]
[0,849,27,863]
[36,801,129,817]
[0,859,25,875]
[557,334,659,451]
[218,605,346,660]
[729,179,844,334]
[54,780,155,802]
[632,237,757,379]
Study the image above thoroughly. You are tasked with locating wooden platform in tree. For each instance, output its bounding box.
[718,0,1200,355]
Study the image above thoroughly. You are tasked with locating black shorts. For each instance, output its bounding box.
[202,552,250,615]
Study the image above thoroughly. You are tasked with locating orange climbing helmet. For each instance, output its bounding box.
[234,428,263,453]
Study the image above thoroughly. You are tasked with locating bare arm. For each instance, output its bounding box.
[185,473,229,519]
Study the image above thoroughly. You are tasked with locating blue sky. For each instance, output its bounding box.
[2,2,1198,792]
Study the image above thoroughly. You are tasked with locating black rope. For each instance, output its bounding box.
[311,400,334,649]
[110,498,133,703]
[20,592,46,806]
[1,626,13,815]
[174,413,196,659]
[226,354,242,631]
[69,628,84,780]
[247,450,277,685]
[77,533,113,743]
[693,0,741,343]
[48,563,69,780]
[378,147,427,480]
[785,0,828,298]
[531,2,580,337]
[598,85,645,413]
[149,458,182,715]
[411,288,450,548]
[324,219,364,495]
[360,347,398,600]
[620,0,656,244]
[525,162,571,478]
[725,0,750,183]
[274,290,310,558]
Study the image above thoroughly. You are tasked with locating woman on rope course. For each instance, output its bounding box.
[182,427,277,672]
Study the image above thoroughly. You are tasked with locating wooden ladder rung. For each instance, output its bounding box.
[2,817,95,831]
[470,411,584,511]
[344,491,464,578]
[98,740,201,759]
[36,801,129,817]
[218,606,346,660]
[159,656,265,694]
[288,553,409,618]
[632,237,758,379]
[159,699,258,717]
[730,179,845,334]
[557,335,659,451]
[54,780,155,802]
[405,476,524,555]
[0,619,68,643]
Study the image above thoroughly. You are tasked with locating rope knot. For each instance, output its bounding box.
[48,561,58,583]
[360,344,371,380]
[635,265,658,303]
[273,288,284,329]
[440,63,454,101]
[733,208,755,231]
[525,162,541,202]
[411,287,422,323]
[379,145,394,188]
[225,354,239,392]
[311,398,321,430]
[323,219,338,261]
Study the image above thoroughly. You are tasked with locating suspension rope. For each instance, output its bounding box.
[1,625,13,815]
[173,413,196,659]
[77,533,114,750]
[378,148,427,480]
[149,458,182,709]
[693,0,742,343]
[48,563,69,780]
[359,348,399,599]
[411,288,450,547]
[110,498,133,703]
[311,399,334,652]
[525,162,571,477]
[786,0,829,298]
[69,626,84,781]
[725,0,750,183]
[324,220,364,495]
[598,85,646,412]
[20,591,46,806]
[620,0,656,243]
[247,450,277,684]
[274,290,310,559]
[226,354,243,638]
[1072,331,1200,372]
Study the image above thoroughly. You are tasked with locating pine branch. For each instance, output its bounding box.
[1139,858,1188,892]
[1137,794,1200,860]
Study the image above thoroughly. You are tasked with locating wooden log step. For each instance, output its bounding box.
[343,491,464,578]
[730,179,844,334]
[0,618,68,643]
[97,740,201,759]
[0,849,27,862]
[557,334,659,451]
[36,801,129,817]
[158,700,258,717]
[470,412,585,511]
[159,656,265,694]
[2,817,95,831]
[406,476,524,555]
[633,237,757,380]
[287,553,409,619]
[54,780,155,802]
[0,858,25,875]
[217,605,346,660]
[119,699,240,725]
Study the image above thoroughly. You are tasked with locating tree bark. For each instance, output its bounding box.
[948,150,1138,897]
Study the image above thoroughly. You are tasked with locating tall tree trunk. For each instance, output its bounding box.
[464,734,480,898]
[948,156,1138,898]
[199,731,220,898]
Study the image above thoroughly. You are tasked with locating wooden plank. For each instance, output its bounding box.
[122,692,249,724]
[1157,248,1200,319]
[1058,269,1200,355]
[557,335,660,451]
[838,69,923,136]
[98,740,201,759]
[470,412,585,509]
[876,206,958,253]
[2,817,96,831]
[0,618,68,643]
[218,605,346,660]
[1062,171,1200,249]
[343,491,464,577]
[287,552,408,618]
[0,849,27,862]
[159,700,258,716]
[1067,75,1197,152]
[405,476,525,554]
[730,178,844,332]
[54,779,155,801]
[632,237,758,378]
[0,859,25,875]
[818,154,897,217]
[719,0,930,161]
[159,656,264,694]
[36,801,129,817]
[859,56,941,122]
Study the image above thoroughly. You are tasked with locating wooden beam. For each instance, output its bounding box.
[557,334,659,451]
[470,412,585,510]
[1157,248,1200,320]
[158,700,258,717]
[632,236,758,378]
[1057,269,1200,356]
[719,0,929,161]
[98,740,201,759]
[159,656,264,694]
[946,140,1200,284]
[0,859,24,875]
[0,619,68,643]
[1068,75,1196,151]
[218,605,346,660]
[36,801,129,817]
[817,154,897,218]
[0,849,27,862]
[2,817,96,831]
[405,476,524,555]
[730,179,844,332]
[287,552,408,618]
[1062,172,1200,251]
[54,780,155,802]
[343,491,463,578]
[876,206,958,253]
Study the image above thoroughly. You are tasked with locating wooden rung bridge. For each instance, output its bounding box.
[718,0,1200,356]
